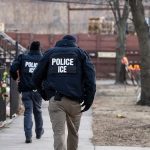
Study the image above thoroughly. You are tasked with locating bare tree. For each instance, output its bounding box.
[129,0,150,105]
[108,0,130,83]
[38,0,130,83]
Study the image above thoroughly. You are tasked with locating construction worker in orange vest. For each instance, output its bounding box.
[119,55,129,84]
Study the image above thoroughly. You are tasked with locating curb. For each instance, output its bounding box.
[0,115,17,129]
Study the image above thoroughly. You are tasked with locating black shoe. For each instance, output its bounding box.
[25,138,32,143]
[36,129,44,139]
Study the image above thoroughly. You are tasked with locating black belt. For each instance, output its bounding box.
[54,92,63,101]
[54,92,79,102]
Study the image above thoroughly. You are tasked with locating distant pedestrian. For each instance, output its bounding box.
[10,41,44,143]
[32,35,96,150]
[119,55,129,84]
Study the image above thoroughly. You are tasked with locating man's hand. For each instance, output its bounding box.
[10,71,18,81]
[38,89,49,101]
[81,100,91,112]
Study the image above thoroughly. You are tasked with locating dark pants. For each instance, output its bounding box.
[22,91,43,139]
[119,64,127,83]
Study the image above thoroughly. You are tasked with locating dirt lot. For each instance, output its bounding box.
[92,82,150,147]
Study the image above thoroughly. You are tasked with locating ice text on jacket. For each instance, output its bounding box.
[25,61,38,73]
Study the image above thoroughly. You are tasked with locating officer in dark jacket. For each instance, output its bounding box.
[32,35,96,150]
[10,41,44,143]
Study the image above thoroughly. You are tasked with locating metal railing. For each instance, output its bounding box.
[0,67,6,121]
[0,32,26,121]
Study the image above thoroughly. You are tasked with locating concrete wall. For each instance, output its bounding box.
[0,0,115,34]
[0,0,68,34]
[0,0,149,34]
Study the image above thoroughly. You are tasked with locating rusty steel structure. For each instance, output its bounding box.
[5,32,140,79]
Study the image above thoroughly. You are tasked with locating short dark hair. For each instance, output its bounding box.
[62,35,77,43]
[30,41,40,51]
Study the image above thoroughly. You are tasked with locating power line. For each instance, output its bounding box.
[37,0,107,5]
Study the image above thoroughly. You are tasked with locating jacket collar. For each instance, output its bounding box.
[28,50,42,55]
[55,39,77,47]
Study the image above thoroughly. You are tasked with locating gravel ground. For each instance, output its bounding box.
[92,83,150,147]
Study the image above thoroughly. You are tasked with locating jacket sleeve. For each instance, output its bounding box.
[81,50,96,106]
[9,55,22,80]
[32,52,49,90]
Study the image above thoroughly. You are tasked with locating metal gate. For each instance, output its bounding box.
[10,77,20,119]
[0,67,6,121]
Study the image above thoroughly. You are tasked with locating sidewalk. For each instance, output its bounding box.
[0,101,93,150]
[0,84,149,150]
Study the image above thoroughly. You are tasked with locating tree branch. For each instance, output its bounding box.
[115,0,121,20]
[108,0,118,24]
[122,0,130,23]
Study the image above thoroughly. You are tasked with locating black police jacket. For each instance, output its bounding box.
[10,50,43,92]
[32,39,96,104]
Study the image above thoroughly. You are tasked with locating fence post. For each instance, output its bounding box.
[0,67,6,121]
[10,78,20,119]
